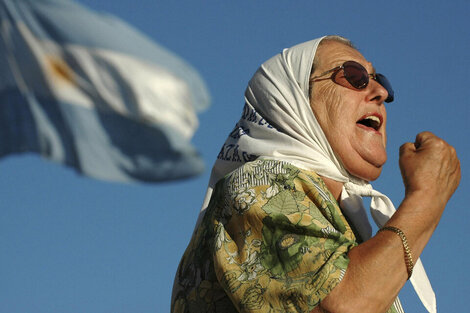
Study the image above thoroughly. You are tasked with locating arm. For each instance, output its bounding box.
[314,132,461,313]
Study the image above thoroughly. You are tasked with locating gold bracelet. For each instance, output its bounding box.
[378,226,414,279]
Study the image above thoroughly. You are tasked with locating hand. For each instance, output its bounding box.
[399,131,461,206]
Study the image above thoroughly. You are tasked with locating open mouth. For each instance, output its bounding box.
[357,115,382,131]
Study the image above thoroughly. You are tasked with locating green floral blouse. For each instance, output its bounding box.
[171,159,402,313]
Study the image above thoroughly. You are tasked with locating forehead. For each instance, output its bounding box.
[315,40,373,72]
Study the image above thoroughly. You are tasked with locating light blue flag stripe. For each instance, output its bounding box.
[0,0,210,183]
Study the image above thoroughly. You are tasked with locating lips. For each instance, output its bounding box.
[356,113,383,132]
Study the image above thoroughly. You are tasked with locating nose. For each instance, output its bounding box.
[366,78,389,104]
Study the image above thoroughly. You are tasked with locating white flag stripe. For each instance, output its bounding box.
[17,21,198,140]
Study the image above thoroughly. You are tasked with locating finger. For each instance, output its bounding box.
[414,131,436,149]
[399,142,416,156]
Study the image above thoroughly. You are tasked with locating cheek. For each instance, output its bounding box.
[310,84,345,129]
[310,86,357,163]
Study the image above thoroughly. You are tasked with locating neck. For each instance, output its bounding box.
[319,176,344,201]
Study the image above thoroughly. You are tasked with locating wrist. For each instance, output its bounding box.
[402,189,445,215]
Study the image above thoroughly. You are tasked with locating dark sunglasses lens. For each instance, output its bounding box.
[343,61,369,89]
[375,73,394,103]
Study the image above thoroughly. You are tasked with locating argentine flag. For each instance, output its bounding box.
[0,0,210,182]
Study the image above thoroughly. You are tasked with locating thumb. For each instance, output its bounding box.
[414,131,435,150]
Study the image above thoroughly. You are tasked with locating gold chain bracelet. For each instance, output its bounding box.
[378,226,414,279]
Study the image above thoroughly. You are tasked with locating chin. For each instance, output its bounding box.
[347,163,384,182]
[336,140,387,182]
[362,167,383,181]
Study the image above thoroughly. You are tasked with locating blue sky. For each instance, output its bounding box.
[1,1,469,312]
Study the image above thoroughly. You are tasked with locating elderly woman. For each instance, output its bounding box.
[171,36,460,313]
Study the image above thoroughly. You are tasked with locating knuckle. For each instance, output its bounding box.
[418,130,434,139]
[430,137,448,150]
[449,146,457,156]
[434,139,446,148]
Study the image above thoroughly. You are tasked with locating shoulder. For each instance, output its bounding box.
[211,159,337,220]
[214,159,351,236]
[220,158,333,203]
[223,158,323,189]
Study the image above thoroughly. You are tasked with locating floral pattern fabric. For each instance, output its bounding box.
[171,159,400,313]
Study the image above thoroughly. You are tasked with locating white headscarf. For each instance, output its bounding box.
[200,37,436,313]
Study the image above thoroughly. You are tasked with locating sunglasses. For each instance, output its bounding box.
[311,60,394,103]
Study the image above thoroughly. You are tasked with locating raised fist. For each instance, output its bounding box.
[399,131,461,207]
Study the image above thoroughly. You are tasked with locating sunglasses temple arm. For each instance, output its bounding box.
[311,66,342,81]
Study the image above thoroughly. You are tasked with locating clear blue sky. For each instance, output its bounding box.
[1,1,469,312]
